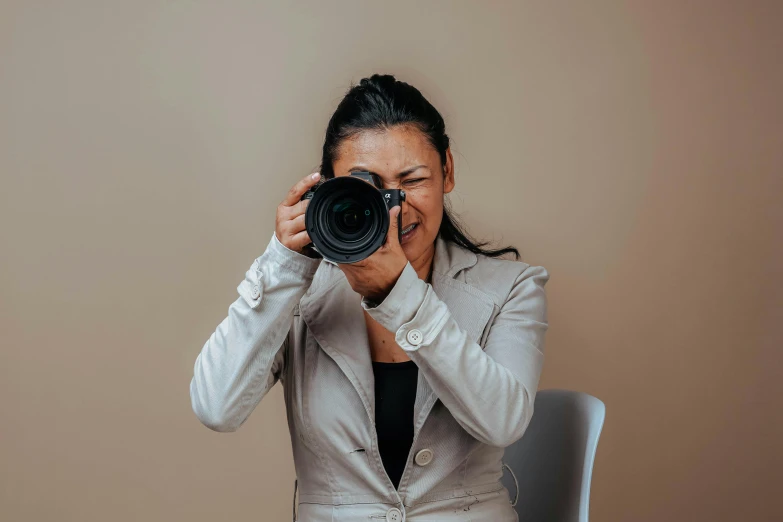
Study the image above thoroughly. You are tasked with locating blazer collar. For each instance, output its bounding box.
[432,233,478,279]
[298,235,492,427]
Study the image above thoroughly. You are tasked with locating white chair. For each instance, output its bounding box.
[501,389,606,522]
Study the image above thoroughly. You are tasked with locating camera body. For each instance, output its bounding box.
[300,171,406,263]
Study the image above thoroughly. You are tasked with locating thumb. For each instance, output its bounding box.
[386,205,402,248]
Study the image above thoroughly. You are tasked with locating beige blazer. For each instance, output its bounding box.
[190,231,549,521]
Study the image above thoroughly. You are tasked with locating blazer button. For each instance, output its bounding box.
[415,448,434,466]
[406,329,423,346]
[386,507,402,522]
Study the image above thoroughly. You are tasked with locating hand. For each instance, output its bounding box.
[275,172,321,255]
[338,206,408,303]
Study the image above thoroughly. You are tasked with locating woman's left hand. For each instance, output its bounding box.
[338,206,409,304]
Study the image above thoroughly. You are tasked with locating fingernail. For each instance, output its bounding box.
[311,173,320,180]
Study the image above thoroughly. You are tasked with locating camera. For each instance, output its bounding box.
[300,171,406,263]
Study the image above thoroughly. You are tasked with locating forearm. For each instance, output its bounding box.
[190,233,321,432]
[362,262,547,446]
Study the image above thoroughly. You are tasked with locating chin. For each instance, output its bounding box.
[400,231,429,259]
[400,238,417,257]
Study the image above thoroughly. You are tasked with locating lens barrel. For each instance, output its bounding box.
[304,176,391,263]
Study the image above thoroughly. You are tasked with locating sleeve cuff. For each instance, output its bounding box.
[361,261,452,353]
[237,233,322,309]
[361,261,428,334]
[393,285,450,352]
[266,232,322,278]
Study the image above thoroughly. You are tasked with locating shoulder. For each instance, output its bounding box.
[465,250,549,309]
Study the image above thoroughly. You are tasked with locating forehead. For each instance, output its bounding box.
[334,126,439,174]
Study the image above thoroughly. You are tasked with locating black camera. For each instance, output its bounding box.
[300,171,406,263]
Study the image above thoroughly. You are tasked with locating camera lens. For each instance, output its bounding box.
[330,199,370,237]
[304,176,391,263]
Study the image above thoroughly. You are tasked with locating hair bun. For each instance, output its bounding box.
[360,74,397,90]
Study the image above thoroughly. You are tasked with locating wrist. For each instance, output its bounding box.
[361,261,428,331]
[364,263,405,305]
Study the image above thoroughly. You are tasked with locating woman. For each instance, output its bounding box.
[190,74,549,521]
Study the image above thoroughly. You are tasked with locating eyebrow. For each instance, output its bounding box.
[348,165,429,179]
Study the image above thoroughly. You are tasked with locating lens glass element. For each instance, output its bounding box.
[327,197,372,240]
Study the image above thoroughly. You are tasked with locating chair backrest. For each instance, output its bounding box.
[501,389,606,522]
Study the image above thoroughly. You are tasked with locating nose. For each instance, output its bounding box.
[400,194,410,215]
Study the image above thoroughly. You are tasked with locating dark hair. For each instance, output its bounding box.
[319,74,520,260]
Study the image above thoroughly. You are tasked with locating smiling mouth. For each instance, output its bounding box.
[402,223,418,235]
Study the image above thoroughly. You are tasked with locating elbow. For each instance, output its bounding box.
[482,425,526,448]
[194,407,241,433]
[480,390,535,448]
[190,378,242,433]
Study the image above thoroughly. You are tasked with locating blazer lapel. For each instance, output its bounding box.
[299,262,377,421]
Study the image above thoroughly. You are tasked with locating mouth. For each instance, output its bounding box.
[401,222,418,243]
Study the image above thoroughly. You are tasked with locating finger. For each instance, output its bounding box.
[290,198,310,217]
[277,199,309,224]
[279,211,307,238]
[385,205,402,248]
[287,230,313,253]
[283,172,321,207]
[289,212,306,235]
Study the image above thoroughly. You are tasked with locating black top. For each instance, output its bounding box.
[372,360,419,489]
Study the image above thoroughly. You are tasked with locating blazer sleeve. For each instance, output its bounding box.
[361,261,549,447]
[190,233,321,432]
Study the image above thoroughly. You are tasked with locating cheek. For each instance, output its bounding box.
[406,192,443,225]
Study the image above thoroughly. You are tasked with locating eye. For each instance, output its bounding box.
[404,178,425,186]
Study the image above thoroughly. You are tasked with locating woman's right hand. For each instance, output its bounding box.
[275,172,321,255]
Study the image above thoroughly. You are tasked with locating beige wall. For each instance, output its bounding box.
[2,1,781,521]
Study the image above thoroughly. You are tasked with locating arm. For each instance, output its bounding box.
[190,232,321,432]
[361,262,548,447]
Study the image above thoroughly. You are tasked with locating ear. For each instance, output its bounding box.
[443,148,455,194]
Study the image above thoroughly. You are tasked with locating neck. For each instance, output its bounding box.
[408,241,436,283]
